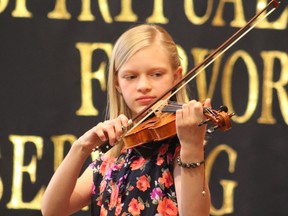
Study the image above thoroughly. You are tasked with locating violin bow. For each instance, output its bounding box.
[99,0,280,153]
[131,0,280,128]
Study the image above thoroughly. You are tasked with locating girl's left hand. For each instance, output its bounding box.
[176,98,211,152]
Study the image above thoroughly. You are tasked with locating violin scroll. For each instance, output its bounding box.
[199,105,235,134]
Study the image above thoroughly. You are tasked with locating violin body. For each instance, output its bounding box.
[123,113,177,149]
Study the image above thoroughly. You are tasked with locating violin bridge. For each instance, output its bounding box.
[153,107,162,117]
[149,99,169,117]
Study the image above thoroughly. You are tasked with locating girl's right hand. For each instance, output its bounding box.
[75,114,130,154]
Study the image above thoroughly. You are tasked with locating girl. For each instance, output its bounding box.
[41,24,211,216]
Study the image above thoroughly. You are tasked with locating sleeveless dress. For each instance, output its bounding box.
[90,138,180,216]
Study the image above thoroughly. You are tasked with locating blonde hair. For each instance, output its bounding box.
[105,24,189,157]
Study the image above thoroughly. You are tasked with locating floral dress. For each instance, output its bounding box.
[90,137,180,216]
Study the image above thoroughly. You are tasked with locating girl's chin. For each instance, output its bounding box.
[131,107,150,118]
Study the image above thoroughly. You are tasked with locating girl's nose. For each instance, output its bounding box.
[137,76,151,93]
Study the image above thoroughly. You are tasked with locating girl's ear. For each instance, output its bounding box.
[173,66,183,83]
[115,79,122,93]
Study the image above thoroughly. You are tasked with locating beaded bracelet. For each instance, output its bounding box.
[176,156,205,168]
[176,155,206,195]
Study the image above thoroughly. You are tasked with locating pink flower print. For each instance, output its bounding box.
[150,187,164,200]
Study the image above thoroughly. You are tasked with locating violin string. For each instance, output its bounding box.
[203,107,215,116]
[164,102,216,116]
[162,102,183,113]
[126,4,277,133]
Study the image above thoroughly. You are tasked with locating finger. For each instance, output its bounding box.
[95,120,118,145]
[203,98,211,108]
[186,100,204,125]
[176,109,183,125]
[114,116,126,141]
[94,123,108,142]
[193,101,204,116]
[103,123,118,145]
[181,103,190,125]
[118,114,130,128]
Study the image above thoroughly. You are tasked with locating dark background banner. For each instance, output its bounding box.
[0,1,287,215]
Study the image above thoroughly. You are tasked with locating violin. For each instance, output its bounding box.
[122,101,235,149]
[98,0,280,153]
[98,100,235,152]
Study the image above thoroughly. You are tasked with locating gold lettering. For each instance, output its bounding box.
[78,0,95,21]
[222,50,259,123]
[48,0,71,19]
[0,148,3,201]
[51,135,77,170]
[258,51,288,124]
[98,0,113,23]
[146,0,168,24]
[256,0,288,30]
[51,134,99,170]
[0,178,2,202]
[184,0,213,25]
[174,45,191,102]
[212,0,246,27]
[7,135,45,209]
[0,0,9,13]
[215,180,238,215]
[176,45,188,75]
[115,0,137,22]
[206,144,238,215]
[75,42,112,116]
[191,48,223,101]
[12,0,32,18]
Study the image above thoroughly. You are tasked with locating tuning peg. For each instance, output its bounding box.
[198,118,211,127]
[207,126,217,134]
[218,105,228,112]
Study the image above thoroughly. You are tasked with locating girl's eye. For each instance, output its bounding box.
[124,74,137,80]
[152,72,163,77]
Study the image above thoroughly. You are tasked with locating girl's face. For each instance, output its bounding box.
[116,44,182,118]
